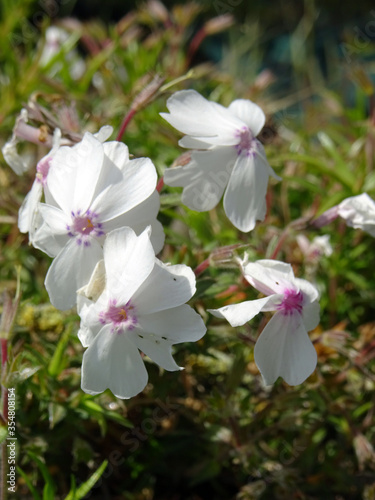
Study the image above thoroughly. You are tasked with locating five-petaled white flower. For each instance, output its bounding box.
[2,109,46,175]
[18,125,113,245]
[337,193,375,237]
[34,132,164,310]
[77,226,206,399]
[209,259,320,386]
[160,90,280,232]
[296,234,333,261]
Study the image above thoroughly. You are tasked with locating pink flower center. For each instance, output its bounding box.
[36,156,52,186]
[278,288,304,316]
[67,209,105,246]
[99,299,138,333]
[73,216,95,235]
[235,127,255,156]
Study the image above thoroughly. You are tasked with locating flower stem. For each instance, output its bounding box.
[194,258,210,276]
[186,28,206,68]
[156,177,164,193]
[116,108,137,142]
[116,75,165,142]
[269,230,289,260]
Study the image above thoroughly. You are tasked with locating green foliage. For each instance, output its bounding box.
[0,1,375,499]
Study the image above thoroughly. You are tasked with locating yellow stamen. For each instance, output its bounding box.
[119,309,127,319]
[82,218,94,233]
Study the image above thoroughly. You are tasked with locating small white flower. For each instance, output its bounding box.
[161,90,280,232]
[34,132,164,310]
[2,109,36,175]
[40,26,85,80]
[337,193,375,237]
[78,226,206,399]
[297,234,333,260]
[209,259,320,386]
[18,126,113,243]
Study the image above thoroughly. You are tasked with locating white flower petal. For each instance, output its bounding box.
[77,290,111,346]
[294,277,320,303]
[38,204,70,235]
[241,260,296,296]
[138,304,206,344]
[31,221,68,257]
[228,99,266,137]
[161,90,244,146]
[164,148,235,212]
[145,219,165,255]
[254,311,317,386]
[77,301,102,347]
[77,259,106,303]
[45,237,103,310]
[301,301,320,332]
[2,140,32,175]
[48,133,104,214]
[103,227,155,305]
[256,141,281,180]
[178,136,212,149]
[338,193,375,236]
[130,330,181,371]
[296,234,310,255]
[132,260,196,315]
[208,295,282,327]
[102,140,129,167]
[223,150,270,232]
[103,191,164,253]
[72,134,105,211]
[91,157,157,222]
[94,125,113,143]
[18,180,43,234]
[81,326,148,399]
[312,235,333,257]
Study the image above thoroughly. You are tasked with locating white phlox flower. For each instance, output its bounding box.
[209,259,320,386]
[78,226,206,399]
[161,90,281,232]
[18,125,113,244]
[34,132,165,311]
[40,26,85,80]
[337,193,375,237]
[296,234,333,260]
[2,109,35,175]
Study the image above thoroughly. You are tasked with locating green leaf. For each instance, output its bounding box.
[353,401,373,419]
[64,460,108,500]
[17,466,42,500]
[48,324,73,377]
[27,451,56,500]
[275,153,356,189]
[0,426,8,444]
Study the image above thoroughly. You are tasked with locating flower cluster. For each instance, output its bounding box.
[4,87,374,396]
[4,116,206,398]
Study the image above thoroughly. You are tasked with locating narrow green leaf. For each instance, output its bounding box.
[27,451,56,499]
[17,467,42,500]
[48,324,73,377]
[64,460,108,500]
[275,153,356,189]
[0,426,8,444]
